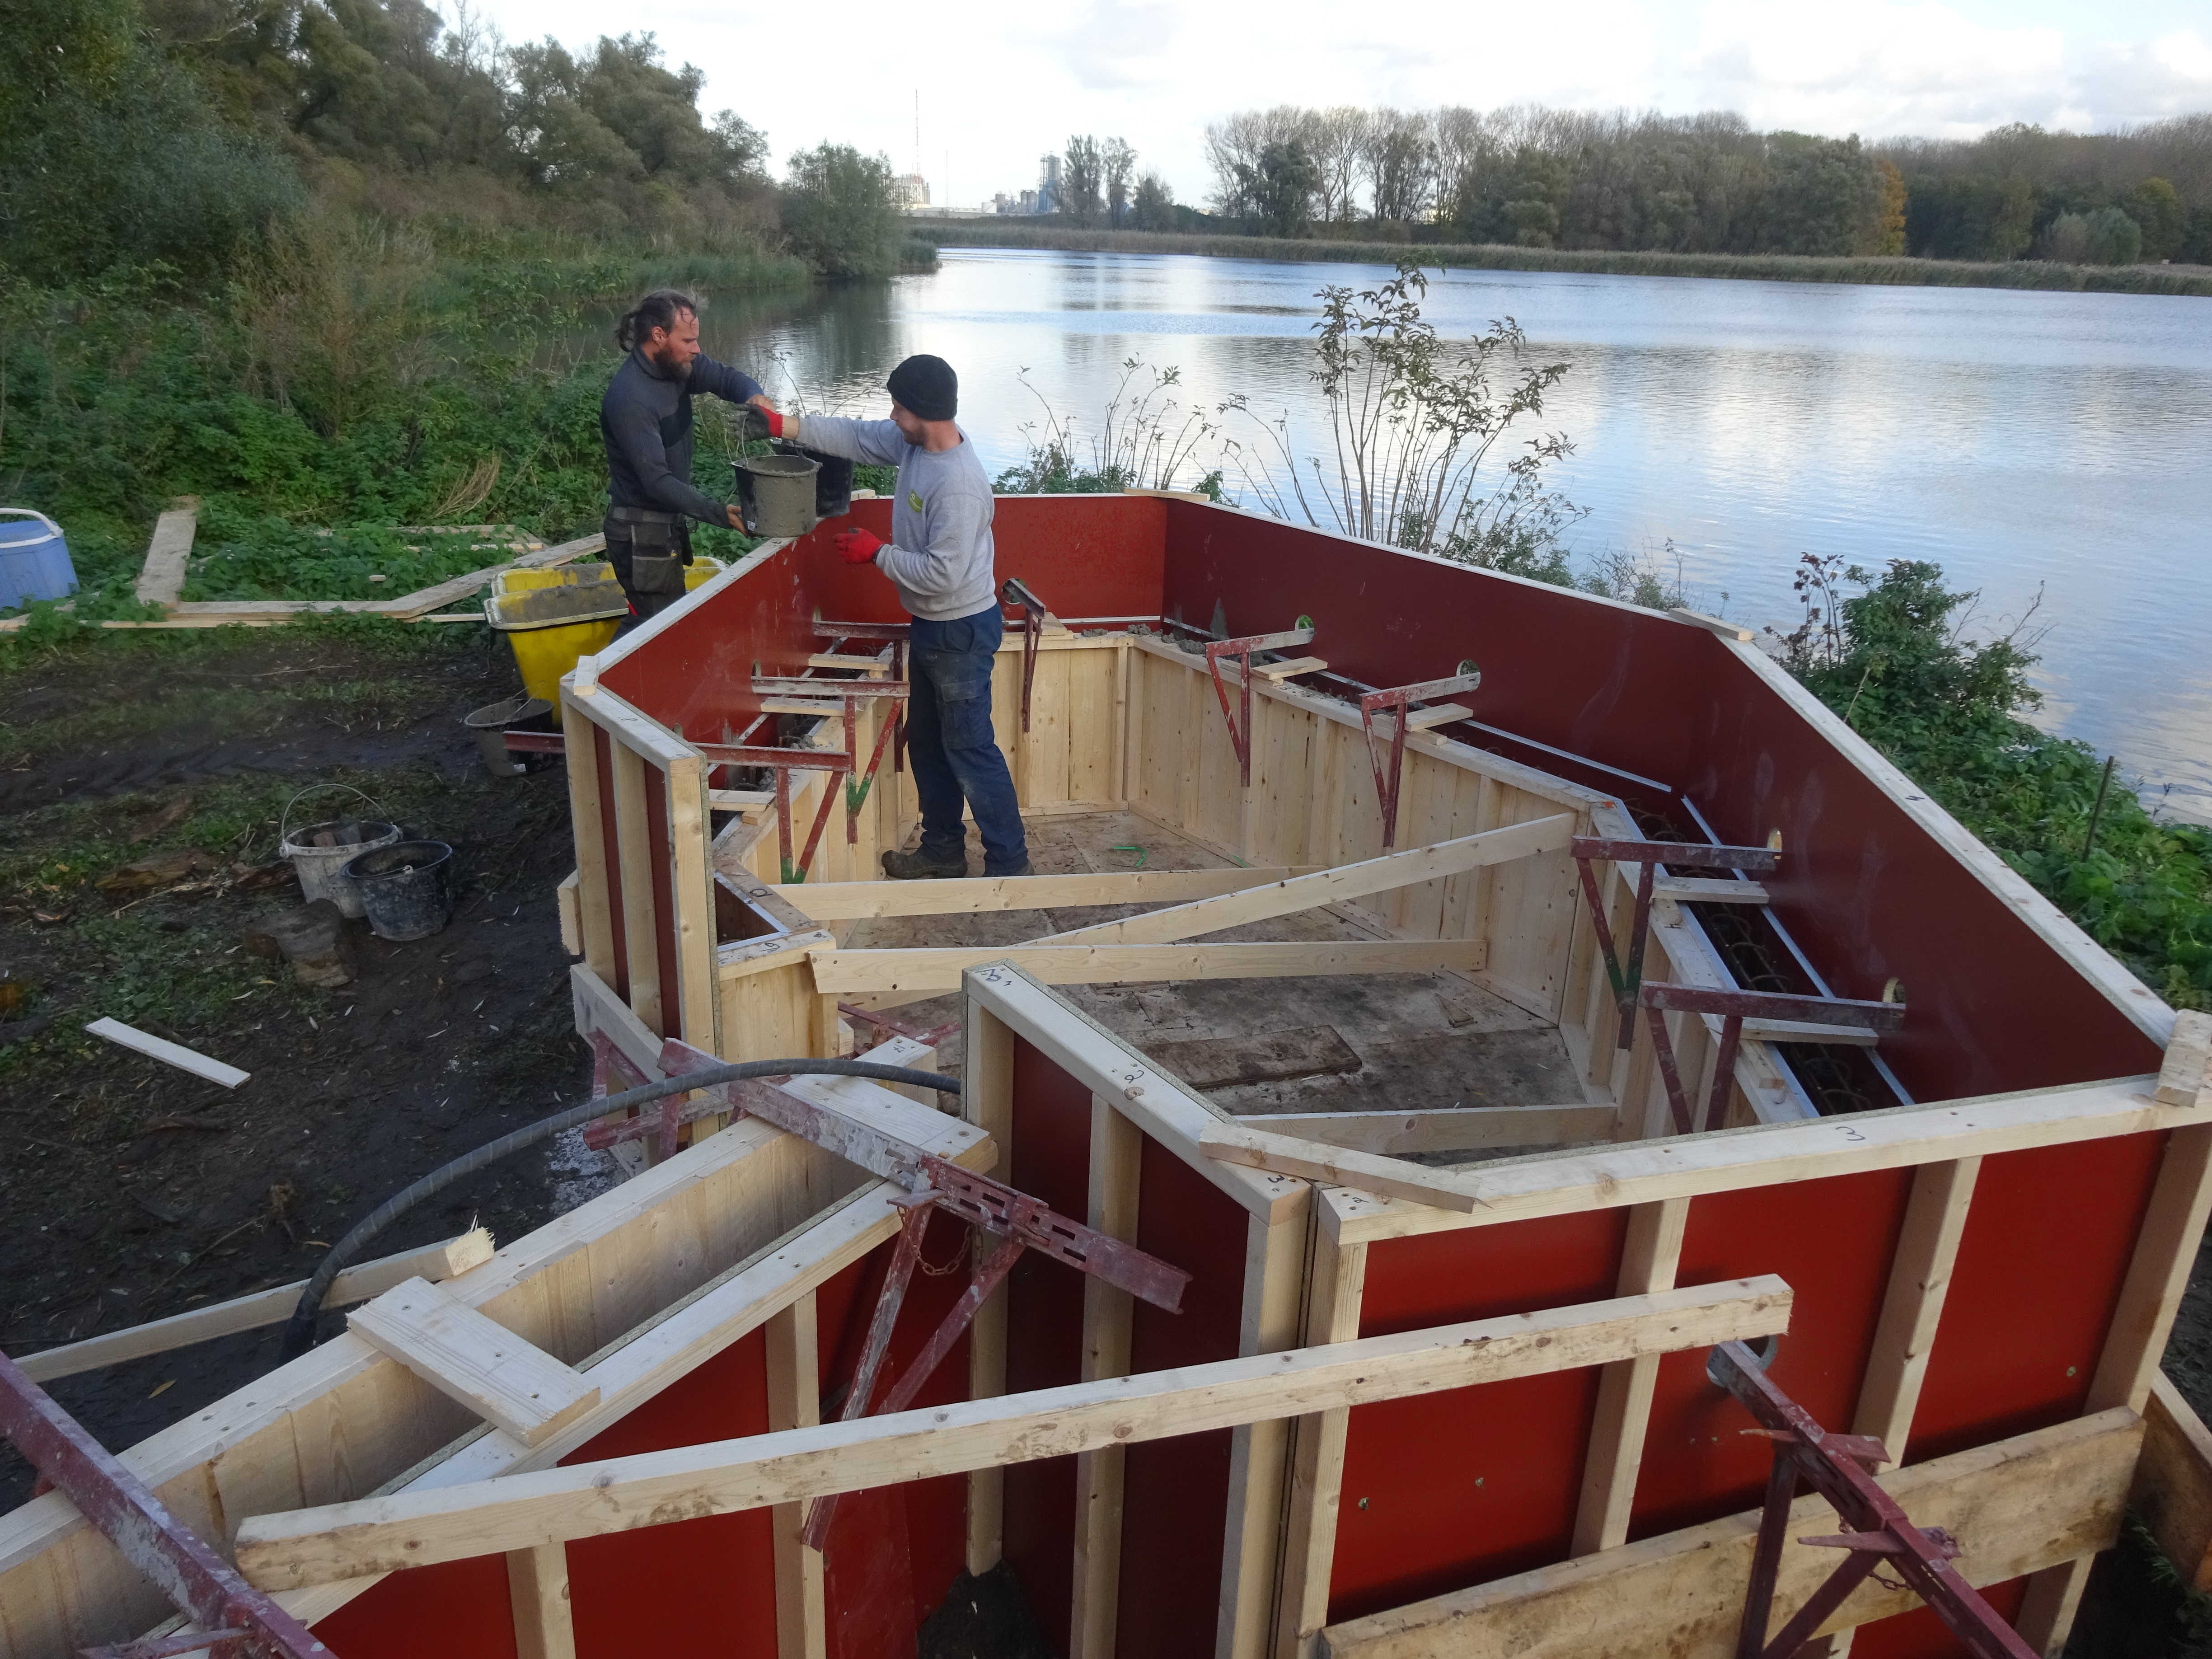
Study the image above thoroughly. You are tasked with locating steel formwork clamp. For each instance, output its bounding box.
[1203,624,1318,787]
[1571,836,1782,1050]
[1709,1340,2038,1659]
[1357,665,1484,847]
[999,577,1051,732]
[0,1349,329,1659]
[1638,982,1905,1135]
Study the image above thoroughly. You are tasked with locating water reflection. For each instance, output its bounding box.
[675,249,2212,820]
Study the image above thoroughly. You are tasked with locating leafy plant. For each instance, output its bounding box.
[996,359,1221,496]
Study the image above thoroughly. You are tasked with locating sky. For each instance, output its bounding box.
[465,0,2212,209]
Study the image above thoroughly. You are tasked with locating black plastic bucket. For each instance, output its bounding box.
[773,441,855,520]
[344,839,455,942]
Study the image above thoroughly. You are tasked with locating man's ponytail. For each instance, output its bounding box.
[615,289,699,352]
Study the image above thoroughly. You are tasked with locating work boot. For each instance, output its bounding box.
[986,862,1034,879]
[882,846,967,880]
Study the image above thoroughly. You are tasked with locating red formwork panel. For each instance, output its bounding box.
[591,722,629,1001]
[998,1035,1256,1656]
[1856,1575,2028,1658]
[1907,1134,2165,1465]
[638,755,681,1012]
[1157,503,2162,1102]
[1112,1135,1260,1659]
[1329,1210,1628,1622]
[599,495,1169,744]
[1629,1169,1914,1539]
[311,1554,518,1659]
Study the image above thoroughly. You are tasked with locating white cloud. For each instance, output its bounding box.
[464,0,2212,209]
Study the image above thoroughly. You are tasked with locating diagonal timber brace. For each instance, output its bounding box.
[1204,625,1317,787]
[1359,668,1483,847]
[1573,835,1782,1048]
[1709,1340,2037,1659]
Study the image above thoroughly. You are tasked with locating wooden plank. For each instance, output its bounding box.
[556,870,582,956]
[1571,1197,1687,1555]
[1322,1407,2141,1659]
[1851,1157,1980,1467]
[562,695,619,981]
[17,1231,494,1384]
[1249,1105,1616,1156]
[135,498,198,607]
[506,1544,576,1659]
[1219,1188,1312,1659]
[1252,656,1327,681]
[1145,1026,1363,1091]
[2135,1371,2212,1592]
[2087,1120,2212,1414]
[234,1278,1793,1588]
[2157,1010,2212,1107]
[570,962,663,1083]
[608,740,664,1036]
[811,939,1485,994]
[83,1017,248,1087]
[1200,1122,1481,1213]
[665,754,719,1050]
[770,866,1315,919]
[1323,1074,2186,1244]
[766,1296,827,1659]
[1038,816,1576,947]
[348,1279,600,1448]
[965,999,1016,1574]
[1275,1229,1366,1659]
[806,653,889,675]
[1667,606,1754,642]
[1070,1100,1141,1659]
[1651,877,1770,904]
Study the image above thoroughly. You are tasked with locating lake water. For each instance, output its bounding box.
[695,249,2212,821]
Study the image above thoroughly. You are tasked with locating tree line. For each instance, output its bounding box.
[1053,136,1186,230]
[3,0,918,283]
[1200,105,2212,265]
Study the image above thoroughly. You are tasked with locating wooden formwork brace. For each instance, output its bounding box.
[1358,664,1484,847]
[1573,835,1783,1045]
[1711,1338,2039,1659]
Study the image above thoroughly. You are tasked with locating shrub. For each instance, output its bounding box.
[779,145,902,278]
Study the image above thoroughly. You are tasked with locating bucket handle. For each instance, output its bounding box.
[280,783,389,848]
[0,508,62,539]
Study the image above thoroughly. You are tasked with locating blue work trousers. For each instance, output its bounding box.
[906,606,1028,875]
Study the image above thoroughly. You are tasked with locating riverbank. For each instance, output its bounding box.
[910,219,2212,296]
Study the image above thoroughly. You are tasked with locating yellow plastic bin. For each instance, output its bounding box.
[487,566,626,716]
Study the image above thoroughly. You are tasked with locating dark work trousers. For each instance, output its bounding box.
[906,605,1029,876]
[602,512,692,637]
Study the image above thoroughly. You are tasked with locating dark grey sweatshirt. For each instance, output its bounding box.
[600,348,764,523]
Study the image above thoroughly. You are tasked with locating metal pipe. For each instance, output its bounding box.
[279,1057,960,1358]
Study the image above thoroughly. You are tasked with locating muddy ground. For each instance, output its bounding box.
[0,622,613,1507]
[0,623,2207,1652]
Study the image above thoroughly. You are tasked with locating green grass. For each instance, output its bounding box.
[912,220,2212,296]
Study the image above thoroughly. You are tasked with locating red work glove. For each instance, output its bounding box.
[762,407,787,438]
[834,529,883,565]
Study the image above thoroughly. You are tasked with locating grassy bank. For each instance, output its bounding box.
[913,220,2212,296]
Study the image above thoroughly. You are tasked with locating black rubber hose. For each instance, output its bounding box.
[280,1056,961,1358]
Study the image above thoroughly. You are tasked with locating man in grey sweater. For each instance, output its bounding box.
[765,356,1030,879]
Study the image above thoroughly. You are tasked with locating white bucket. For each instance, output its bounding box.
[277,786,398,919]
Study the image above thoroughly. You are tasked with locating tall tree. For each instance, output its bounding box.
[1103,137,1138,229]
[1062,134,1104,226]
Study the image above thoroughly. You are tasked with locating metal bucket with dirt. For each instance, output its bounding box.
[344,839,455,942]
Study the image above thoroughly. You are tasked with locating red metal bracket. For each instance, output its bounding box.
[698,676,910,885]
[1639,983,1905,1134]
[838,1003,964,1049]
[999,577,1050,733]
[1358,668,1483,847]
[1709,1340,2037,1659]
[0,1349,328,1659]
[1572,836,1781,1049]
[1203,625,1317,787]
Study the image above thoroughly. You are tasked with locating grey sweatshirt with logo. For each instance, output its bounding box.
[792,416,997,621]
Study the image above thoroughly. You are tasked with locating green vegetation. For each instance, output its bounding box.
[1778,555,2211,1012]
[910,222,2212,296]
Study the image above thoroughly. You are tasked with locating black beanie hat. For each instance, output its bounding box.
[886,354,957,421]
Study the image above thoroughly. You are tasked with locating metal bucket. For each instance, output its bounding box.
[462,694,556,778]
[771,441,855,520]
[733,453,822,538]
[280,818,399,919]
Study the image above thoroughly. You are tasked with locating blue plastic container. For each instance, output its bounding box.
[0,511,78,609]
